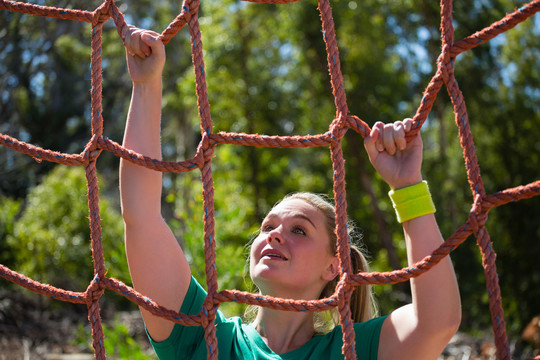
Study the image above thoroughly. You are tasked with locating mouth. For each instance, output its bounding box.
[261,249,288,261]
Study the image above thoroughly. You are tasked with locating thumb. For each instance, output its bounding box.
[140,32,164,57]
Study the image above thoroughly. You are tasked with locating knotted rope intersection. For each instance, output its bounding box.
[1,0,540,359]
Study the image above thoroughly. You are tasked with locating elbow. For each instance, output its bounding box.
[444,308,462,338]
[417,310,461,359]
[426,284,462,340]
[437,311,461,351]
[415,300,461,342]
[446,295,462,336]
[425,307,462,342]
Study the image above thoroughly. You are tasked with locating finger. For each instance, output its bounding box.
[364,122,379,149]
[372,122,385,152]
[402,117,424,147]
[122,26,133,56]
[124,25,149,59]
[121,24,128,44]
[139,32,154,57]
[403,118,414,132]
[123,25,138,57]
[138,33,151,57]
[394,121,406,151]
[382,123,396,155]
[140,31,164,58]
[364,123,380,155]
[130,29,146,58]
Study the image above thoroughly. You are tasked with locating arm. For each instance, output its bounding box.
[120,26,191,342]
[364,120,461,360]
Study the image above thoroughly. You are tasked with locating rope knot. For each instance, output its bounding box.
[92,1,112,26]
[82,136,103,165]
[336,272,352,310]
[468,194,488,235]
[437,44,456,85]
[200,298,216,327]
[85,274,105,303]
[326,114,346,145]
[193,132,215,169]
[328,113,348,142]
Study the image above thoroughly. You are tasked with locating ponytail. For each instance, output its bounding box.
[319,242,377,327]
[348,244,377,322]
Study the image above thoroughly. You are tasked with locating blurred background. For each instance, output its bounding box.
[1,0,539,358]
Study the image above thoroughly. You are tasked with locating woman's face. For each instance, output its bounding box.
[249,198,338,299]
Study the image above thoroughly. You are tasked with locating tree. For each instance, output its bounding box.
[8,165,126,291]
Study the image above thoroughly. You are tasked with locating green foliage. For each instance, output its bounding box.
[0,195,22,268]
[74,318,157,359]
[165,164,257,317]
[7,165,127,291]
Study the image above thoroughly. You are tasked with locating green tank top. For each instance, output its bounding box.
[147,276,387,359]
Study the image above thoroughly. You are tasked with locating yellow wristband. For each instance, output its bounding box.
[388,181,436,223]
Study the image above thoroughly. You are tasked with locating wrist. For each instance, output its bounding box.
[132,79,163,101]
[132,77,162,89]
[388,180,436,223]
[388,175,424,191]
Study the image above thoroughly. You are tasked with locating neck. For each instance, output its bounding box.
[252,307,316,354]
[250,279,328,354]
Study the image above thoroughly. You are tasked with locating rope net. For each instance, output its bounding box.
[0,0,539,359]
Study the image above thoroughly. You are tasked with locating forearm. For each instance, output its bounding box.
[403,213,461,331]
[120,79,163,222]
[370,122,461,358]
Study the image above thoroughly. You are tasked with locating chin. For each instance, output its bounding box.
[251,270,288,290]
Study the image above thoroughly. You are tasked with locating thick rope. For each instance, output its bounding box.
[1,0,540,359]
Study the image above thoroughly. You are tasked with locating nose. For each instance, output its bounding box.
[266,227,283,244]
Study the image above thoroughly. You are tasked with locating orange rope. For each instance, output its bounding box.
[1,0,540,359]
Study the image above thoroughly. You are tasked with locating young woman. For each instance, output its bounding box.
[120,26,461,360]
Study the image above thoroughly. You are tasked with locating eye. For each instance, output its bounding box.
[292,226,306,236]
[261,224,274,233]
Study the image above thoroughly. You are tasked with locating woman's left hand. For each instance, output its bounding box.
[122,25,165,84]
[364,118,423,190]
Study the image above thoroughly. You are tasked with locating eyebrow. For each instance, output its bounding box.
[264,212,317,229]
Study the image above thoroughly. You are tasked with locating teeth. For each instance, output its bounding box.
[265,253,285,260]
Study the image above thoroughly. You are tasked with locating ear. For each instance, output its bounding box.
[322,255,339,282]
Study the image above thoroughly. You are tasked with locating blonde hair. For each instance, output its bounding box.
[246,192,378,331]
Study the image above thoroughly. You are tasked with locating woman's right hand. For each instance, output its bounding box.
[364,119,423,190]
[122,25,166,84]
